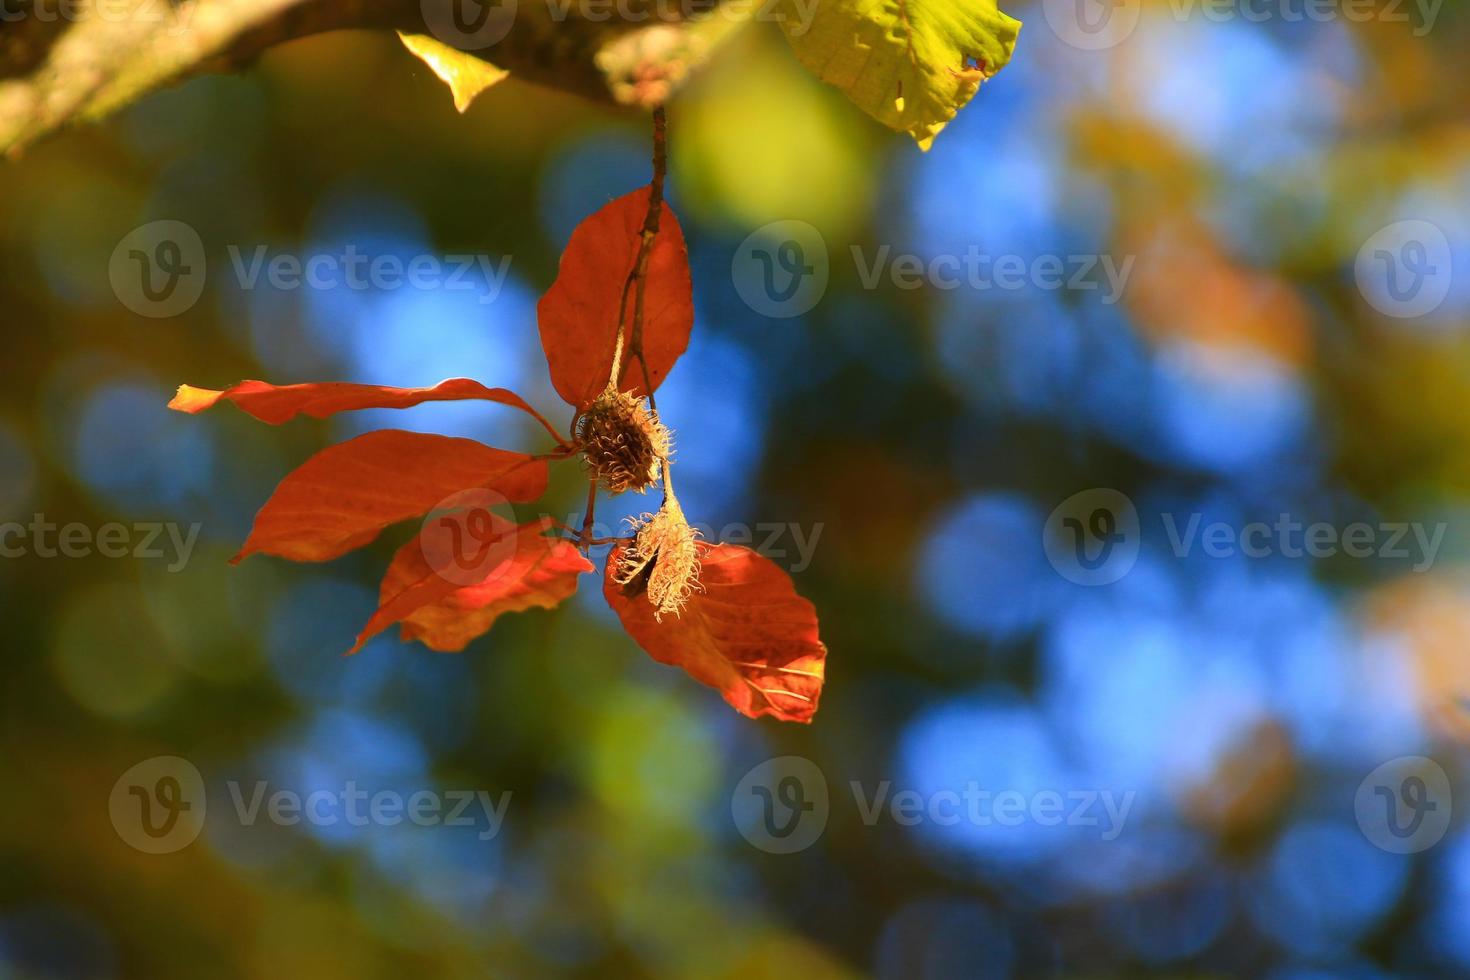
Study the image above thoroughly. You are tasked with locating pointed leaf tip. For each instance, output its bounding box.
[168,384,224,414]
[398,32,509,113]
[165,378,560,439]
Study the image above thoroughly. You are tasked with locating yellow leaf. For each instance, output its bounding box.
[777,0,1021,149]
[397,32,509,113]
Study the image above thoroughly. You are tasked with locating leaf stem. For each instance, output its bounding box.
[606,104,669,407]
[660,458,680,509]
[531,444,582,463]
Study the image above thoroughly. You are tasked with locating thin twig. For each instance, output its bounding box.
[629,105,667,409]
[552,520,619,547]
[577,479,598,555]
[606,105,669,408]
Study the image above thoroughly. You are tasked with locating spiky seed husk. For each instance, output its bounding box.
[577,386,671,494]
[614,496,701,621]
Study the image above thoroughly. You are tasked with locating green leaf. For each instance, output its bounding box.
[397,33,510,113]
[777,0,1021,149]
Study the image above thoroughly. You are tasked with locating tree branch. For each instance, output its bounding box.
[0,0,747,157]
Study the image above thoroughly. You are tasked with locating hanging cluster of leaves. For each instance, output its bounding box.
[2,0,1020,155]
[15,0,1025,721]
[169,110,827,722]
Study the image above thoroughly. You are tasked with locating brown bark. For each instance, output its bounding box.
[0,0,744,156]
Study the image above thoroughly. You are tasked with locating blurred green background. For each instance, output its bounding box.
[3,0,1470,976]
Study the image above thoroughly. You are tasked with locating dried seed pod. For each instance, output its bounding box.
[577,386,671,494]
[614,495,702,621]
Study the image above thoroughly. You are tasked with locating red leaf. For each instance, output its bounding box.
[235,430,548,564]
[353,515,593,653]
[169,378,561,441]
[604,542,827,723]
[537,186,694,410]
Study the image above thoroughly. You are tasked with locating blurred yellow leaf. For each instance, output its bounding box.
[397,33,509,113]
[673,36,876,236]
[777,0,1020,149]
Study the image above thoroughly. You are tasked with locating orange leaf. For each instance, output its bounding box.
[235,430,548,564]
[604,542,827,723]
[169,378,561,441]
[537,186,693,410]
[354,515,593,653]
